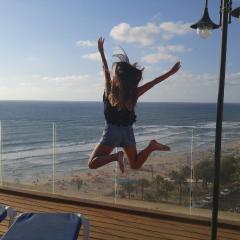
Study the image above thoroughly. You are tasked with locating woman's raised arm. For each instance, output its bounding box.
[137,61,181,98]
[98,37,111,96]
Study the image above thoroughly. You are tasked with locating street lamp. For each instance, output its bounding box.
[231,6,240,18]
[191,0,220,38]
[190,1,239,240]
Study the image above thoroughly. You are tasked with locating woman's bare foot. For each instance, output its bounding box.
[149,140,170,151]
[117,151,125,173]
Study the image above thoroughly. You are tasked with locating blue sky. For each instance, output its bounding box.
[0,0,240,102]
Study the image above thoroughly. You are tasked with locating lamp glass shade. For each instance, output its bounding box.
[197,26,212,38]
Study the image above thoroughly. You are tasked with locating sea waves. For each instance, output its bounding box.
[1,121,239,180]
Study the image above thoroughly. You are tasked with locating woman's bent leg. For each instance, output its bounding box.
[88,144,124,171]
[124,140,170,170]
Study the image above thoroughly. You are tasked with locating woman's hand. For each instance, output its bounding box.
[169,61,181,75]
[98,37,105,55]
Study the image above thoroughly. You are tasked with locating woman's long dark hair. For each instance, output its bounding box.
[109,50,144,111]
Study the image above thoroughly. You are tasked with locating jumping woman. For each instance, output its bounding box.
[88,37,181,173]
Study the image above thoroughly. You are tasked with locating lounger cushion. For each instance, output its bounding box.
[1,213,82,240]
[0,206,7,222]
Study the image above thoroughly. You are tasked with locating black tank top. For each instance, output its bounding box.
[103,93,136,126]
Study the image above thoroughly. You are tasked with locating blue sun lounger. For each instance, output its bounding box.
[0,206,8,223]
[0,212,89,240]
[0,205,16,225]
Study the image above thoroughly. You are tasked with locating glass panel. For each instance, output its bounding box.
[116,126,193,215]
[218,123,240,222]
[192,123,240,222]
[1,119,238,223]
[191,127,215,218]
[1,120,53,192]
[54,122,116,203]
[0,121,3,185]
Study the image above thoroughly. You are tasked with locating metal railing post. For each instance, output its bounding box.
[114,148,118,204]
[0,121,3,185]
[52,122,56,193]
[190,128,194,215]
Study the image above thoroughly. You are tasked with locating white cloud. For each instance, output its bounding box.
[140,70,240,102]
[1,72,99,88]
[1,71,239,102]
[142,65,164,74]
[159,21,192,39]
[82,52,101,61]
[76,40,96,47]
[141,44,190,64]
[141,52,179,64]
[20,74,91,88]
[110,22,160,46]
[161,33,174,40]
[226,72,240,86]
[140,70,219,102]
[174,72,217,86]
[0,73,102,101]
[173,71,240,87]
[157,45,192,53]
[166,71,240,88]
[110,21,192,46]
[41,74,89,86]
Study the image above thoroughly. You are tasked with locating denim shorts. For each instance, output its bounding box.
[99,123,136,148]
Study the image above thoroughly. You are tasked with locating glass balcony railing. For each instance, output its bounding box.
[0,120,239,222]
[0,120,53,192]
[190,124,240,222]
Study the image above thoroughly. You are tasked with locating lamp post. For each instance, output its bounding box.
[190,1,240,240]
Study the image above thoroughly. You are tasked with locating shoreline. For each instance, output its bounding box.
[5,140,240,188]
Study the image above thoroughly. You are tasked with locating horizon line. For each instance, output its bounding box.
[0,99,239,104]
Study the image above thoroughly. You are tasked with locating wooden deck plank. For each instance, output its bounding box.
[0,194,211,239]
[0,188,239,240]
[1,195,238,239]
[0,194,210,231]
[0,197,237,240]
[0,195,237,240]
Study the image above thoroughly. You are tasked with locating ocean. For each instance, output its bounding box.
[0,101,240,182]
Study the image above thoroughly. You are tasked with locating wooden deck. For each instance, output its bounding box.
[0,187,239,240]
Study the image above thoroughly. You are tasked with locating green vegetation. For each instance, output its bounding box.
[71,177,83,191]
[194,154,239,186]
[117,153,240,212]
